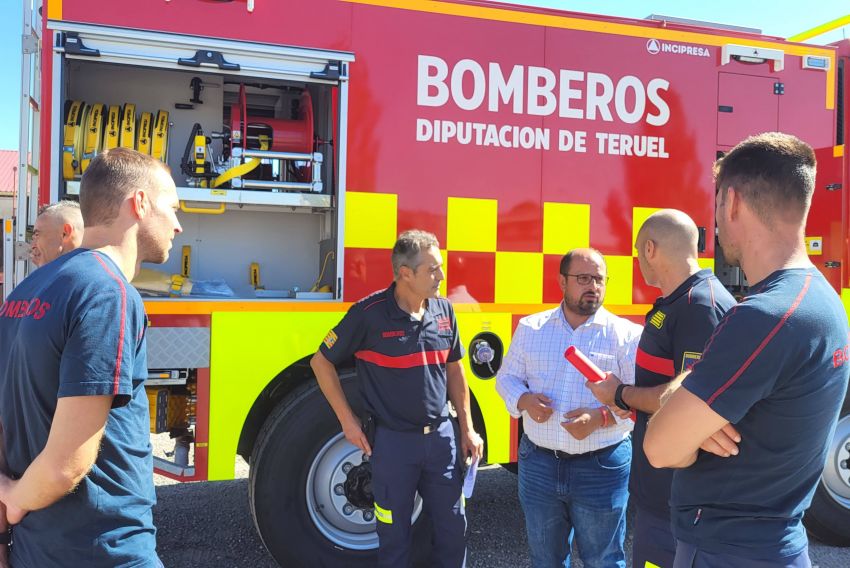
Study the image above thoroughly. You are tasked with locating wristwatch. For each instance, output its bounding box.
[614,383,631,411]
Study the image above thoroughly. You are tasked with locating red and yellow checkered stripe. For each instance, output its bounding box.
[344,191,714,308]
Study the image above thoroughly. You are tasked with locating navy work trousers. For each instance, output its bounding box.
[672,540,812,568]
[632,506,676,568]
[370,418,466,568]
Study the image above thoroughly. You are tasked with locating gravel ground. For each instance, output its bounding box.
[152,437,850,567]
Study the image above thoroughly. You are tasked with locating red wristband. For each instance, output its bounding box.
[599,406,610,428]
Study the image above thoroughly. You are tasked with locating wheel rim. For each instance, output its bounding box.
[305,432,423,550]
[823,412,850,508]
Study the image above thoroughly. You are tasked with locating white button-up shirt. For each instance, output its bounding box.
[496,304,642,454]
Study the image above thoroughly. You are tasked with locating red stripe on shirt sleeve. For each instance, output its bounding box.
[706,273,811,405]
[355,349,450,369]
[94,254,127,395]
[636,347,675,377]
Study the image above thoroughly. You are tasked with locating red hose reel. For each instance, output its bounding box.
[230,84,314,153]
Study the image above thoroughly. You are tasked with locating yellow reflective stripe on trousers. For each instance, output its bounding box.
[645,562,661,568]
[374,503,393,524]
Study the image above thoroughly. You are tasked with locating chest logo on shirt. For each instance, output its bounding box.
[382,330,406,339]
[649,310,666,329]
[323,330,338,349]
[436,316,452,332]
[681,351,702,373]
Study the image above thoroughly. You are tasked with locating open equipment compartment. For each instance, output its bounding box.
[51,23,353,300]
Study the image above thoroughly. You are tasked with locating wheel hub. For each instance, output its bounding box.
[305,432,423,551]
[343,461,374,509]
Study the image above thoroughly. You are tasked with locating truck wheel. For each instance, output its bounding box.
[805,399,850,546]
[249,373,425,566]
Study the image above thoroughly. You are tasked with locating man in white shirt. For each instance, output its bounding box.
[496,248,641,568]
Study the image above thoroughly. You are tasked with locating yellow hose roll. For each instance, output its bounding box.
[211,137,269,188]
[62,100,85,180]
[136,111,153,155]
[151,110,169,162]
[81,102,105,174]
[102,105,120,151]
[119,103,136,149]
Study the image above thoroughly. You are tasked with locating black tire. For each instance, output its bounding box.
[804,397,850,546]
[249,373,429,566]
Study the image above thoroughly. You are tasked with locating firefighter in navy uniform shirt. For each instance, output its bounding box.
[586,209,736,568]
[645,133,850,567]
[311,229,484,568]
[0,149,182,568]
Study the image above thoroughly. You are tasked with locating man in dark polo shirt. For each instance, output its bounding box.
[645,133,850,567]
[586,209,736,568]
[311,229,484,568]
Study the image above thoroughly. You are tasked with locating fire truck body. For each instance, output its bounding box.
[5,0,849,564]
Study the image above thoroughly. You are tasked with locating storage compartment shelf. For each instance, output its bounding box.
[65,181,332,209]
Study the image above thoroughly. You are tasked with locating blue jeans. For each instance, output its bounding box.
[517,434,630,568]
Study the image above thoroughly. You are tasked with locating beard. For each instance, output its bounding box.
[717,233,740,268]
[138,227,171,265]
[564,292,601,316]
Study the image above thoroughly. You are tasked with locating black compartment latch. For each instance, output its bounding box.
[178,50,240,71]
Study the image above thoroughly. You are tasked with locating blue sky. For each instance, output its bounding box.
[0,1,846,151]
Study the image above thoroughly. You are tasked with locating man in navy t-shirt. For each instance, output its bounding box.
[585,209,736,568]
[0,148,182,567]
[645,133,850,567]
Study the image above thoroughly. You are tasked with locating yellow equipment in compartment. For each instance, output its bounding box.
[193,132,207,185]
[119,103,136,149]
[181,245,191,278]
[250,262,261,289]
[103,105,120,150]
[146,386,194,434]
[136,111,153,155]
[62,100,170,181]
[80,103,104,173]
[151,110,169,162]
[147,388,169,434]
[62,100,87,180]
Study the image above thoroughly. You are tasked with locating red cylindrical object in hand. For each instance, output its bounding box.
[565,345,636,422]
[564,346,606,382]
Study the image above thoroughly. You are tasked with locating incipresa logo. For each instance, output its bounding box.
[646,39,661,55]
[646,38,710,58]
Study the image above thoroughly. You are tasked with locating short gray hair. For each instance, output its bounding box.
[391,229,439,278]
[39,200,83,233]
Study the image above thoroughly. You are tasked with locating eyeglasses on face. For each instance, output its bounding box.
[563,273,608,286]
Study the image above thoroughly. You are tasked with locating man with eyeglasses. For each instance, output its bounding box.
[496,247,641,568]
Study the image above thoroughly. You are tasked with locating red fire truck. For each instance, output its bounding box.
[3,0,850,565]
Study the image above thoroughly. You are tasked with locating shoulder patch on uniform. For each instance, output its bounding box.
[649,310,666,329]
[323,330,338,349]
[681,351,702,372]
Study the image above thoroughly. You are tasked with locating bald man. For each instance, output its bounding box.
[586,209,736,568]
[29,201,84,267]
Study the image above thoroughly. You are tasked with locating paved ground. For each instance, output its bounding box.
[152,441,850,568]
